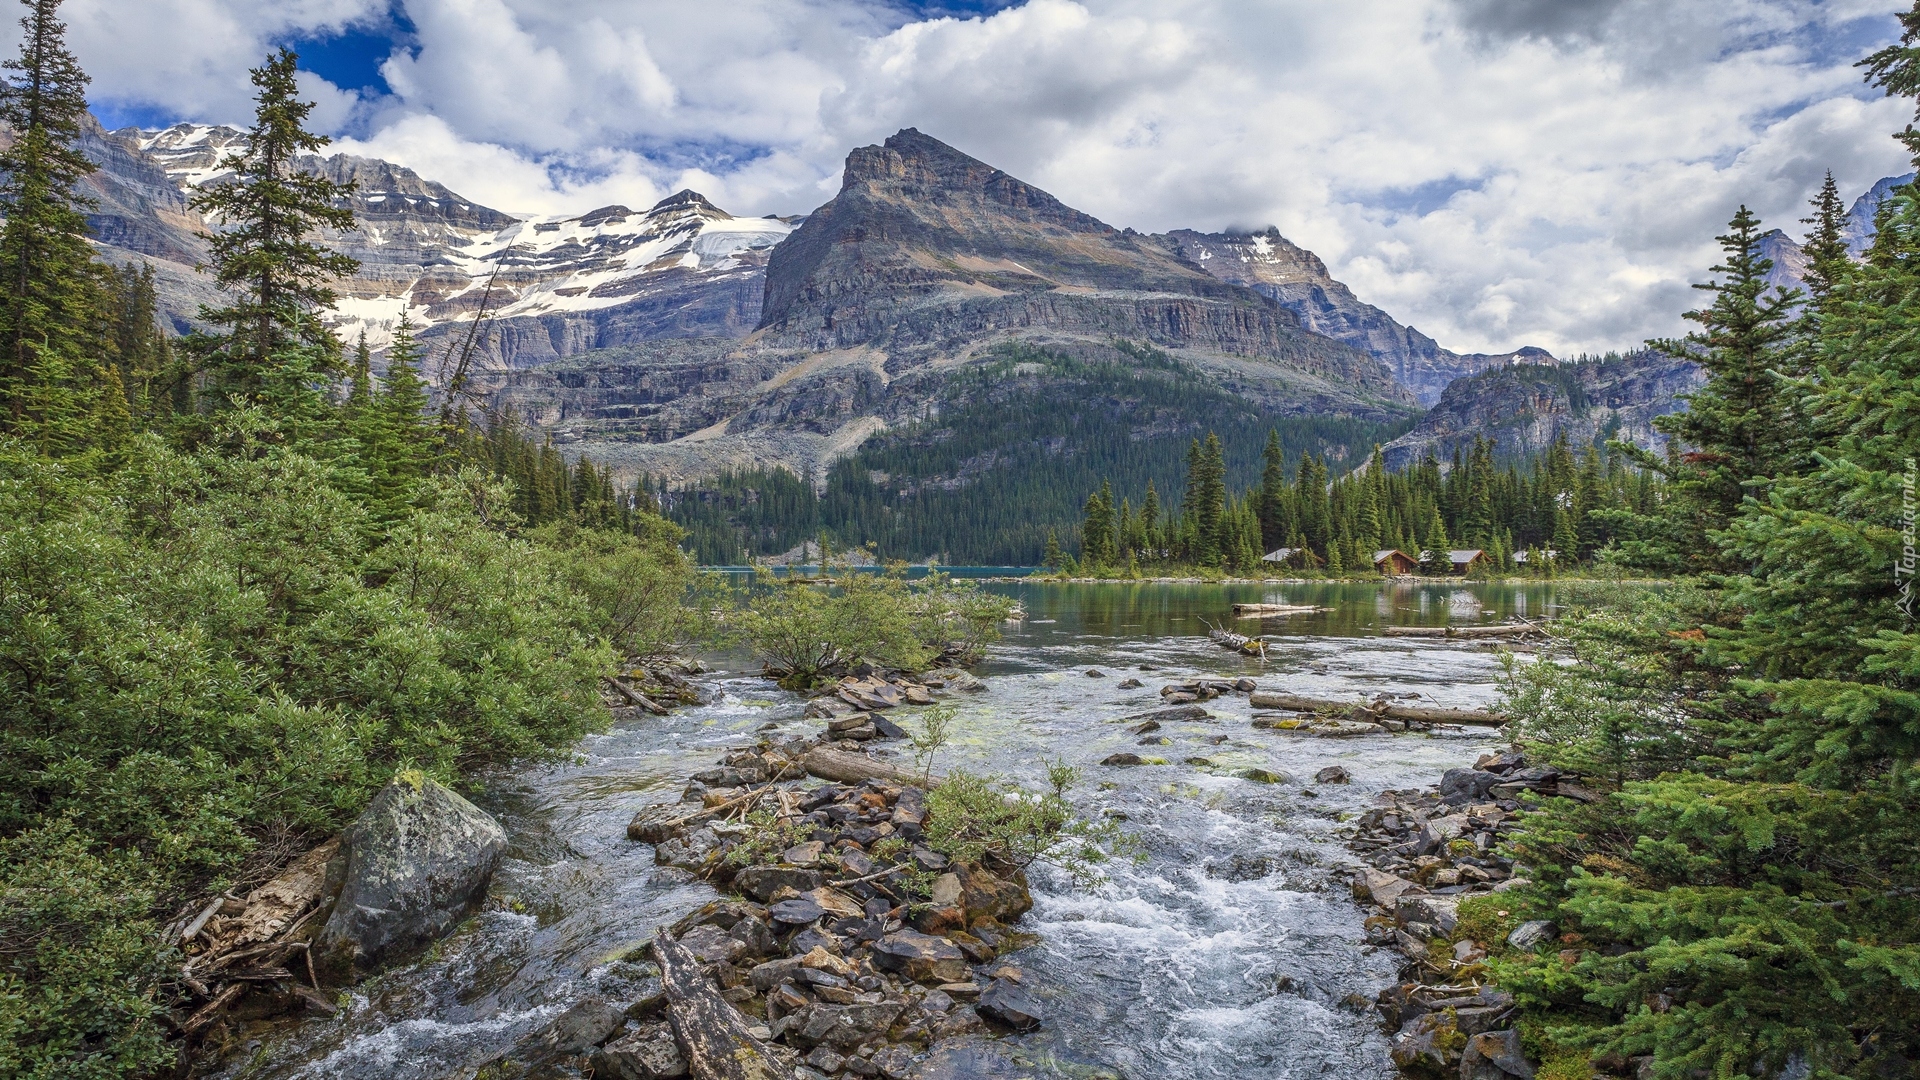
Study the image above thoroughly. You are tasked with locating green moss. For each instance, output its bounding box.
[1452,892,1521,950]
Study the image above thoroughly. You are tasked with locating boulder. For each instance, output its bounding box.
[1236,767,1290,784]
[1461,1029,1535,1079]
[780,1002,905,1048]
[1352,869,1422,907]
[1390,1012,1462,1073]
[733,865,824,902]
[871,930,970,984]
[315,774,507,974]
[590,1026,688,1080]
[955,862,1033,924]
[1440,767,1501,804]
[1395,895,1460,935]
[977,978,1043,1030]
[1314,765,1351,784]
[1506,920,1557,952]
[1101,753,1144,766]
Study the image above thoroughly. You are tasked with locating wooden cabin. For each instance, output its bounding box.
[1449,549,1488,574]
[1373,549,1420,576]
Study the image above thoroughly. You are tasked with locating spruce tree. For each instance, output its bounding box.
[1258,428,1287,550]
[1798,171,1851,310]
[191,48,359,406]
[1639,206,1802,572]
[0,0,102,448]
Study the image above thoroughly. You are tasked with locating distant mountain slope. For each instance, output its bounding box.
[1160,228,1551,404]
[1376,351,1703,472]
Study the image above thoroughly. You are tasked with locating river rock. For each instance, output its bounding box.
[909,1034,1031,1078]
[1440,767,1501,804]
[871,930,970,983]
[1461,1029,1535,1079]
[870,713,909,739]
[955,861,1033,923]
[734,865,825,902]
[1395,895,1460,935]
[1391,1011,1462,1072]
[1352,868,1421,906]
[315,774,507,974]
[1101,753,1144,766]
[976,978,1043,1030]
[590,1025,688,1080]
[1236,767,1290,784]
[1314,765,1351,784]
[780,1001,906,1048]
[1507,920,1557,952]
[769,897,827,926]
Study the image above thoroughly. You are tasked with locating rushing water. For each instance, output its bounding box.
[223,581,1563,1080]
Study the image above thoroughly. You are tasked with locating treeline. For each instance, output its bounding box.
[661,340,1416,565]
[0,13,691,1078]
[1468,36,1920,1074]
[1068,426,1663,575]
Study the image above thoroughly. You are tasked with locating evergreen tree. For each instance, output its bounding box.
[1042,528,1063,571]
[190,48,359,407]
[1419,503,1451,574]
[1637,206,1802,572]
[1257,428,1287,550]
[1798,170,1851,309]
[0,0,102,449]
[1140,480,1161,560]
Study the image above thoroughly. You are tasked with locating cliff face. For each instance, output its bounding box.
[1160,228,1549,405]
[1376,351,1704,472]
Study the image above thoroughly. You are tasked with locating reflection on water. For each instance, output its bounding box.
[224,582,1565,1080]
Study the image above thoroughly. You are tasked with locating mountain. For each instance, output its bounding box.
[1160,228,1551,404]
[88,122,796,370]
[1375,351,1704,472]
[1751,172,1911,298]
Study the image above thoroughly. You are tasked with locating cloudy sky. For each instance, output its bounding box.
[43,0,1918,356]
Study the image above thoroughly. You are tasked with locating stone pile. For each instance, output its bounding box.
[803,668,983,736]
[605,657,714,718]
[1158,677,1257,704]
[605,737,1042,1079]
[1346,751,1591,1080]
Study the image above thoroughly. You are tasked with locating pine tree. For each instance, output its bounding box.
[0,0,102,448]
[191,48,360,407]
[1042,528,1063,571]
[1140,480,1161,560]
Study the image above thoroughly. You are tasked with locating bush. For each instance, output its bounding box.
[921,764,1131,888]
[735,572,929,688]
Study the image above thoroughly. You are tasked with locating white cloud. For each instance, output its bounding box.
[48,0,1920,354]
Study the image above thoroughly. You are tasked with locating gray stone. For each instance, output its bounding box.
[1314,765,1351,784]
[1440,767,1501,803]
[315,775,507,973]
[872,1044,917,1079]
[871,931,970,984]
[1507,920,1557,952]
[805,1046,847,1073]
[1101,753,1145,767]
[783,1001,906,1047]
[589,1027,688,1080]
[1460,1028,1535,1079]
[734,865,825,903]
[769,898,827,926]
[1395,895,1460,935]
[976,978,1043,1030]
[541,996,627,1053]
[750,957,804,992]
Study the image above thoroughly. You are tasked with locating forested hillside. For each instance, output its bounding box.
[0,15,695,1077]
[661,341,1414,565]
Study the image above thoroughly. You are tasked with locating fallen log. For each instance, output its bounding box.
[1231,603,1320,617]
[1381,624,1541,639]
[654,929,794,1080]
[1206,627,1268,658]
[800,747,940,787]
[1248,691,1505,727]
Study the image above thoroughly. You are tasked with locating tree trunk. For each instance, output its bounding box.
[1249,691,1504,727]
[801,747,940,787]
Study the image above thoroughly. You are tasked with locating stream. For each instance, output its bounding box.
[221,581,1561,1080]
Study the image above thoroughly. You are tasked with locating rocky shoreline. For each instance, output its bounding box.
[1347,752,1593,1080]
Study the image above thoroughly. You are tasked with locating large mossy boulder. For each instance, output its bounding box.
[315,773,507,975]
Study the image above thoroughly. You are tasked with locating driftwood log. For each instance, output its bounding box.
[604,676,670,715]
[1231,603,1321,617]
[1206,627,1268,657]
[654,929,794,1080]
[800,747,940,787]
[1381,624,1541,639]
[1248,691,1505,727]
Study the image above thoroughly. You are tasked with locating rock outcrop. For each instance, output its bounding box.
[1376,349,1704,471]
[315,773,507,974]
[1162,228,1550,405]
